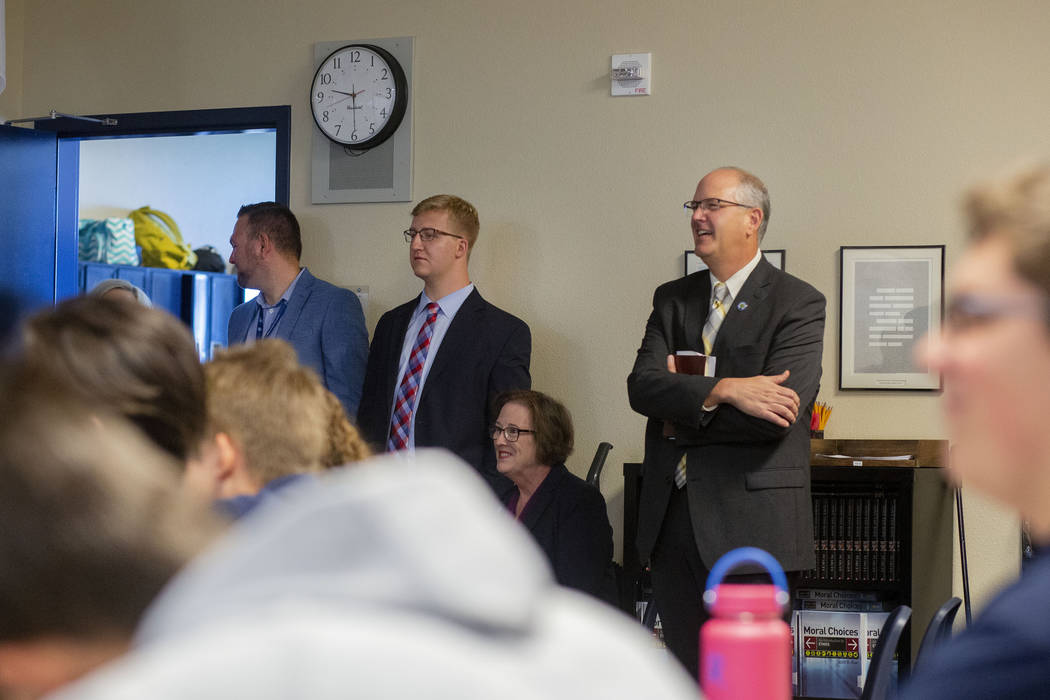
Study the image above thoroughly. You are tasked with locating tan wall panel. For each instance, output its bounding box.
[18,0,1050,609]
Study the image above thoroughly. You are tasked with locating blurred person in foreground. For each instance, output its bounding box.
[901,162,1050,700]
[186,339,371,518]
[21,296,205,468]
[51,450,699,700]
[492,390,618,604]
[0,368,222,699]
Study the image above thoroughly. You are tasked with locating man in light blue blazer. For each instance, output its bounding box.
[227,202,368,418]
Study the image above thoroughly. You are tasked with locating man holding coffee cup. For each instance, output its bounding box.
[627,166,826,678]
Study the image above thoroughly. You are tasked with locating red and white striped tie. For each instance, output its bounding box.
[387,302,440,452]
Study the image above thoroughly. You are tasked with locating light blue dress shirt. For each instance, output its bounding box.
[246,268,306,343]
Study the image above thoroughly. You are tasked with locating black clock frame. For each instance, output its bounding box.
[310,43,408,151]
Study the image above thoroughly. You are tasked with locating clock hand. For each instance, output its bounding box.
[326,95,352,108]
[330,89,354,96]
[350,85,359,131]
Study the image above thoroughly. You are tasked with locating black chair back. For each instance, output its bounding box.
[914,596,962,669]
[860,604,911,700]
[586,441,614,486]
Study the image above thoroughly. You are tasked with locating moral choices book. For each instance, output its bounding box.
[795,610,895,699]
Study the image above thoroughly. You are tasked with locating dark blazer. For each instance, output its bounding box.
[627,258,825,573]
[228,268,369,419]
[505,463,617,604]
[357,288,531,494]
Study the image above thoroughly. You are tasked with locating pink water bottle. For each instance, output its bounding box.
[701,547,791,700]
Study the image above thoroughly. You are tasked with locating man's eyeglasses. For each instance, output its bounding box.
[683,198,754,213]
[491,425,536,442]
[945,293,1050,332]
[403,228,465,243]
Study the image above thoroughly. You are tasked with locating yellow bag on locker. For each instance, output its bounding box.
[131,206,197,270]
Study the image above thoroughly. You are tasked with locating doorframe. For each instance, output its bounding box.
[34,105,291,205]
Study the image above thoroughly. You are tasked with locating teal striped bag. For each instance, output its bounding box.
[78,218,140,266]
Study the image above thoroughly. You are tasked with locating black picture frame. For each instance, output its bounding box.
[839,245,944,391]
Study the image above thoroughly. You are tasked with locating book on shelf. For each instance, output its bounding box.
[793,607,898,700]
[804,489,902,587]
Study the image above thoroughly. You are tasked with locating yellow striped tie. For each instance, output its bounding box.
[677,283,731,489]
[702,282,730,355]
[674,454,688,489]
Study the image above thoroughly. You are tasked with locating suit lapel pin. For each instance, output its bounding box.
[737,301,749,311]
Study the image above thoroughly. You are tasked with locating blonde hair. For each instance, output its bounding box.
[205,340,368,485]
[965,162,1050,298]
[322,389,372,468]
[412,194,480,250]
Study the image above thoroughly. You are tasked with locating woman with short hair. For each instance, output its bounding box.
[492,389,617,604]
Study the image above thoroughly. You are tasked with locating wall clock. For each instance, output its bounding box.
[310,37,413,204]
[310,43,407,151]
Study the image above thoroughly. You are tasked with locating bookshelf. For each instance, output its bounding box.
[621,439,954,700]
[794,439,952,699]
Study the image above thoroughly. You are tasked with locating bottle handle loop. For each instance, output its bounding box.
[702,547,790,611]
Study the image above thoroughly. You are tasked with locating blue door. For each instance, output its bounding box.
[0,125,59,314]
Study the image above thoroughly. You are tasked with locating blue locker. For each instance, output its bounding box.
[82,263,118,293]
[188,273,212,362]
[116,266,148,291]
[209,273,242,358]
[146,268,183,318]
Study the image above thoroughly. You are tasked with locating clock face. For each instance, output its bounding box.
[310,44,407,149]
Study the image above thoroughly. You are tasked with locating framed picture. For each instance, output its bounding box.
[839,245,944,391]
[683,249,786,276]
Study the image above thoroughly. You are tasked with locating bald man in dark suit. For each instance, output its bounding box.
[628,167,825,678]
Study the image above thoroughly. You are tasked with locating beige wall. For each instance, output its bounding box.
[0,0,22,123]
[17,0,1045,610]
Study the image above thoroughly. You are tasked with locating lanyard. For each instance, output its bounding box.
[256,299,288,340]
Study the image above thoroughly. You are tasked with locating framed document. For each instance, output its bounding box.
[839,245,944,390]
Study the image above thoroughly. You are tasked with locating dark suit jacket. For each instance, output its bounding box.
[505,464,618,604]
[228,268,369,419]
[357,288,531,494]
[627,258,825,573]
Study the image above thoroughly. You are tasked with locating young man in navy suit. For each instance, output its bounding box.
[628,167,825,678]
[227,203,368,419]
[358,195,531,496]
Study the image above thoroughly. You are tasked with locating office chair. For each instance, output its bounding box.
[585,441,614,486]
[860,604,911,700]
[640,594,659,631]
[914,596,962,669]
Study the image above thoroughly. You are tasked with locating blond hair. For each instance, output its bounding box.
[322,389,372,468]
[205,340,368,484]
[412,194,480,250]
[965,162,1050,297]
